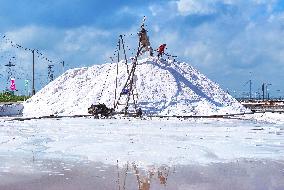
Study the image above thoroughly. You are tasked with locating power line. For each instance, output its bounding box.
[48,64,54,82]
[0,33,62,65]
[1,33,64,94]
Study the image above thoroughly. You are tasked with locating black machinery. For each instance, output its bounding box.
[88,103,114,117]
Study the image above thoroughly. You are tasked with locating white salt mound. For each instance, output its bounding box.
[23,57,247,117]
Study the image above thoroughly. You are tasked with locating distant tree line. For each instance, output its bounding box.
[0,91,30,102]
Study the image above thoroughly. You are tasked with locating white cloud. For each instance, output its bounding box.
[268,12,284,22]
[253,0,269,4]
[149,5,159,16]
[175,0,278,16]
[175,0,241,16]
[177,0,215,16]
[185,42,214,65]
[61,27,110,52]
[152,25,160,33]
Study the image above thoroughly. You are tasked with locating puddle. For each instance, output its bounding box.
[0,158,283,190]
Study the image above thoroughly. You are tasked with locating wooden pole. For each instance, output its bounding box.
[120,35,129,74]
[32,49,35,95]
[114,39,120,109]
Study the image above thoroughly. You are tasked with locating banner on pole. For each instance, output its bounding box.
[25,79,29,87]
[10,78,16,91]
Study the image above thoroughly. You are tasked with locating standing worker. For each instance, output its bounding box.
[138,27,153,56]
[157,44,167,58]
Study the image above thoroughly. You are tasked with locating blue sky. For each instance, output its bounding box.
[0,0,284,98]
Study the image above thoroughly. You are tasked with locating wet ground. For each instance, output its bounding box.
[0,117,284,189]
[0,157,283,190]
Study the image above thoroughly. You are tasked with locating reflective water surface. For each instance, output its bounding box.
[0,117,284,189]
[0,157,283,190]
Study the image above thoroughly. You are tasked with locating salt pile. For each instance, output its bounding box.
[23,57,247,117]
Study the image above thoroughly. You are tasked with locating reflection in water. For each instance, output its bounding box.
[0,158,284,190]
[116,162,170,190]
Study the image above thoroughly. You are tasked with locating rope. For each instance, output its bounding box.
[97,63,115,102]
[120,35,129,74]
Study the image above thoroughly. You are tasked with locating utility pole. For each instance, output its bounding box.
[266,83,272,100]
[244,79,252,100]
[4,59,16,91]
[262,83,265,101]
[32,49,36,95]
[276,90,281,100]
[62,61,65,73]
[248,72,252,100]
[249,80,252,99]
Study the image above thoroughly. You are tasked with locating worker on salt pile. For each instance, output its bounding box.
[139,26,153,56]
[157,44,167,58]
